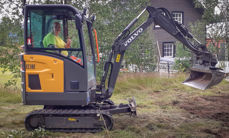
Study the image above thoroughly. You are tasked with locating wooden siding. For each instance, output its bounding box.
[151,0,203,57]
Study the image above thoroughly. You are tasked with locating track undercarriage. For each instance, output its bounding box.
[25,99,136,133]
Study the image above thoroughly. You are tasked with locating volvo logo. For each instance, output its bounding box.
[124,28,143,47]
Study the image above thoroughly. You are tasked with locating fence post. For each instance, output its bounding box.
[167,62,170,78]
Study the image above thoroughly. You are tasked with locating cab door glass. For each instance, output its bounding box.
[67,20,83,65]
[83,24,95,81]
[28,11,43,47]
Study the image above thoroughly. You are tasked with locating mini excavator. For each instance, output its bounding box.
[21,1,225,132]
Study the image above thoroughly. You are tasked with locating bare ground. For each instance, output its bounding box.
[178,94,229,138]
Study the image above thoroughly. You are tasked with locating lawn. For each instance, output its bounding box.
[0,72,229,138]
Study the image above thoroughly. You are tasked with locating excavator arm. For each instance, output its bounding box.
[96,6,225,101]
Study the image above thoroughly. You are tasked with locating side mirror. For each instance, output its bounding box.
[83,8,87,15]
[23,0,26,6]
[81,8,89,22]
[91,14,96,23]
[82,8,89,18]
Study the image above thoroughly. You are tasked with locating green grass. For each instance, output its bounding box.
[0,88,21,103]
[0,72,229,137]
[0,69,21,104]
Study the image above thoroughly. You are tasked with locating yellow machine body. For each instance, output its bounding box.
[24,54,64,92]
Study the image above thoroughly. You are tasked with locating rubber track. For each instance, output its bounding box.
[25,108,113,133]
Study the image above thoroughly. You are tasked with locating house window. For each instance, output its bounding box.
[154,11,184,29]
[172,11,183,24]
[163,42,174,57]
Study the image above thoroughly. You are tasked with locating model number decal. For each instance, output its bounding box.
[116,54,121,62]
[124,28,143,47]
[26,64,35,69]
[68,117,77,122]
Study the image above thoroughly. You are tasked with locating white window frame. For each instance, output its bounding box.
[163,42,174,57]
[172,11,183,24]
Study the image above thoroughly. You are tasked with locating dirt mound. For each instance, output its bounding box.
[178,94,229,137]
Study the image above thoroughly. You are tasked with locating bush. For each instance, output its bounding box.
[174,20,206,72]
[174,59,191,72]
[174,42,191,72]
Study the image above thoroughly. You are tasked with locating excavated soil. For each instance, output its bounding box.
[178,94,229,138]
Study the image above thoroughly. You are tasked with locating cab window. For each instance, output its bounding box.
[26,9,83,66]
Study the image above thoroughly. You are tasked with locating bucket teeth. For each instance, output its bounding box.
[183,68,225,90]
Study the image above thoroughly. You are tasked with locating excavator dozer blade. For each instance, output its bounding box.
[183,67,225,90]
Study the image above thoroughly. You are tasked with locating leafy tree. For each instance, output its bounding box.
[0,0,26,87]
[0,0,157,87]
[174,20,206,72]
[175,0,229,72]
[85,0,156,73]
[0,17,23,87]
[194,0,229,59]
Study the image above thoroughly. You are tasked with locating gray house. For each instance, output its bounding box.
[151,0,203,71]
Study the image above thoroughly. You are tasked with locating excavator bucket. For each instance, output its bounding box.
[183,67,225,90]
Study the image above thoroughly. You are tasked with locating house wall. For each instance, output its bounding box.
[151,0,203,57]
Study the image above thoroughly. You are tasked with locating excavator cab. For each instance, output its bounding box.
[22,5,137,132]
[21,5,97,105]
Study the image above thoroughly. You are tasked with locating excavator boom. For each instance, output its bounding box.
[98,6,225,100]
[152,7,225,90]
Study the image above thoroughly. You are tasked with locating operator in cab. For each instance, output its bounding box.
[43,22,71,56]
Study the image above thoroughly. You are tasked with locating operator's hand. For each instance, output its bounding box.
[65,38,72,48]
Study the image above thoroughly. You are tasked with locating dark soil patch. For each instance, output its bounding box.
[178,94,229,137]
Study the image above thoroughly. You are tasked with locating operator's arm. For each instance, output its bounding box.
[65,38,71,48]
